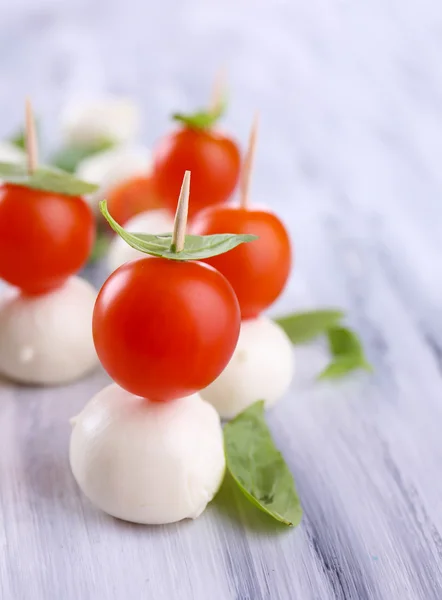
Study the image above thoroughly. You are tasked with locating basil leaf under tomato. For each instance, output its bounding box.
[318,326,372,380]
[275,310,372,380]
[224,401,302,527]
[275,309,345,344]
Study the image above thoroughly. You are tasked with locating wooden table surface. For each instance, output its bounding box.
[1,1,442,598]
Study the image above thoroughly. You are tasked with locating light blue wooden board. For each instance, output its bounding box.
[1,0,442,598]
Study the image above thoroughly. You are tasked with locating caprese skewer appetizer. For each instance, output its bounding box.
[151,78,241,218]
[192,116,294,418]
[70,171,257,524]
[0,101,100,385]
[106,78,237,271]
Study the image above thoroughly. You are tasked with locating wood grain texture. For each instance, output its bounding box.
[1,0,442,598]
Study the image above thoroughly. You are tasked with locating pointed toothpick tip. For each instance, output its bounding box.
[25,98,38,174]
[240,112,259,209]
[171,170,191,253]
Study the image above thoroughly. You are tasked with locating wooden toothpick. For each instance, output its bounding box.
[239,113,259,209]
[209,67,226,114]
[171,171,191,253]
[25,98,38,174]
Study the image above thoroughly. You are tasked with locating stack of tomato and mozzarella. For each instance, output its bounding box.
[0,96,296,526]
[69,99,295,524]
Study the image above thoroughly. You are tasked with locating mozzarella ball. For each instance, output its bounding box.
[76,145,151,214]
[200,316,294,419]
[61,97,140,147]
[107,209,175,272]
[0,277,98,385]
[70,384,225,524]
[0,141,26,164]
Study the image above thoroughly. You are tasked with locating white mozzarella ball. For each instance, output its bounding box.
[76,145,151,214]
[61,97,140,147]
[107,209,175,272]
[70,384,225,524]
[0,277,98,385]
[0,141,26,164]
[200,316,294,419]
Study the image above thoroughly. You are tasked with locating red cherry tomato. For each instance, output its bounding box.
[107,175,164,226]
[0,184,95,295]
[192,206,292,320]
[152,128,241,217]
[93,257,241,401]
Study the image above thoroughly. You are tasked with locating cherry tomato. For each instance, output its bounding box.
[152,128,241,217]
[192,206,291,320]
[93,257,241,401]
[107,175,164,226]
[0,184,95,295]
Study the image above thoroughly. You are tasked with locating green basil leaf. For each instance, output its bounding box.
[135,232,257,259]
[318,355,372,380]
[319,326,372,379]
[224,401,303,527]
[275,310,344,344]
[101,200,257,261]
[172,98,226,130]
[0,162,98,196]
[9,130,26,151]
[327,326,365,358]
[9,120,40,151]
[50,139,114,173]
